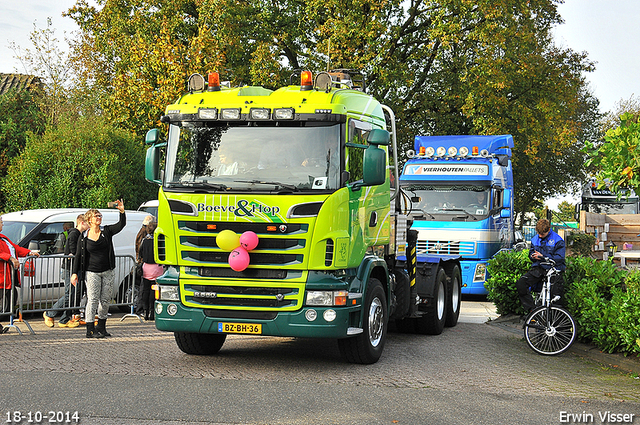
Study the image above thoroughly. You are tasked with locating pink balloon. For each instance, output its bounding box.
[240,231,259,251]
[229,247,250,271]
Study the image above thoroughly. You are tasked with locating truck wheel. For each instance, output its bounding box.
[174,332,227,355]
[445,265,461,327]
[337,278,387,364]
[415,268,446,335]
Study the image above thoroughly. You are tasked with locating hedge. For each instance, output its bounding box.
[486,250,640,356]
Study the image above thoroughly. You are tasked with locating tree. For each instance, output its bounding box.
[65,0,597,221]
[555,200,576,223]
[0,89,47,209]
[9,18,74,125]
[3,115,157,211]
[585,112,640,197]
[600,95,640,134]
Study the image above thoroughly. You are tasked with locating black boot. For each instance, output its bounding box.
[86,323,103,339]
[96,318,111,337]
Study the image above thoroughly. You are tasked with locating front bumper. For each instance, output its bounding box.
[154,301,362,339]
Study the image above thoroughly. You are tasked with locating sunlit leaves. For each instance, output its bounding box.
[586,112,640,196]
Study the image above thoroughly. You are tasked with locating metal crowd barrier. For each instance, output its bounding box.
[1,260,28,334]
[5,254,142,334]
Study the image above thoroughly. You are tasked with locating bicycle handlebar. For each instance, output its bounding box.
[541,257,556,266]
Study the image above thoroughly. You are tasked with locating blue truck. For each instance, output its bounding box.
[398,135,515,295]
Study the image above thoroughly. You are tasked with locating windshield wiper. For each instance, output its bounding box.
[171,181,228,191]
[438,208,477,221]
[234,180,299,191]
[411,210,436,220]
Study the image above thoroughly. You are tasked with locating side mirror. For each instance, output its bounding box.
[500,209,511,218]
[362,145,386,187]
[502,188,511,209]
[351,145,387,191]
[145,145,162,184]
[145,129,160,145]
[367,129,390,146]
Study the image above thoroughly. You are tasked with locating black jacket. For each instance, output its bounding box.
[72,212,126,275]
[63,227,81,269]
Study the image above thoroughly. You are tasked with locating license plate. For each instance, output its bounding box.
[218,322,262,334]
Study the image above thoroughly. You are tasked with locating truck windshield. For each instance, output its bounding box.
[583,202,638,215]
[403,185,490,220]
[1,220,37,245]
[164,122,341,192]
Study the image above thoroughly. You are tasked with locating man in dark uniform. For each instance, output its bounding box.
[515,218,566,313]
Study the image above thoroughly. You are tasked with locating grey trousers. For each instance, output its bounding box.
[85,269,114,321]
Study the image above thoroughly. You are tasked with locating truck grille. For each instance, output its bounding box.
[177,219,309,311]
[186,283,300,309]
[416,240,476,256]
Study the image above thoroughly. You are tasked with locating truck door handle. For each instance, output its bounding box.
[369,211,378,227]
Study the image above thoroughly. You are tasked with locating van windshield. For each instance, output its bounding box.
[1,221,37,245]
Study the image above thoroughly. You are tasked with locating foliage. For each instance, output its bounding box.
[564,256,639,354]
[0,89,46,209]
[64,0,599,222]
[2,115,157,211]
[565,232,596,258]
[485,250,531,316]
[600,95,640,135]
[585,112,640,198]
[489,250,640,355]
[9,18,74,125]
[555,200,577,223]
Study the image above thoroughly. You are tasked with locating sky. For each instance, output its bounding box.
[1,1,639,208]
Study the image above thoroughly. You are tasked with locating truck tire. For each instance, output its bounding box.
[445,265,461,327]
[415,268,446,335]
[174,332,227,355]
[337,278,387,364]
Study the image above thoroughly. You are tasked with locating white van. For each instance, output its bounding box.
[137,200,158,217]
[1,208,150,311]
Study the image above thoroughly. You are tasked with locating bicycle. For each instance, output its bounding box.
[523,258,577,355]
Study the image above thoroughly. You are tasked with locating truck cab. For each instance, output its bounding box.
[399,135,515,295]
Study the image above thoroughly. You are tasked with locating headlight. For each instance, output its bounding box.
[220,108,241,120]
[323,309,337,322]
[305,309,318,321]
[306,290,348,306]
[473,263,487,282]
[306,291,332,306]
[274,108,294,119]
[157,285,180,301]
[198,108,218,119]
[250,108,270,120]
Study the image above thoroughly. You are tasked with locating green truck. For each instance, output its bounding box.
[145,70,461,363]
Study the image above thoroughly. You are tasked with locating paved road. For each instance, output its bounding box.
[0,302,638,425]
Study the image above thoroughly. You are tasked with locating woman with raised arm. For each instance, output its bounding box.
[71,200,126,338]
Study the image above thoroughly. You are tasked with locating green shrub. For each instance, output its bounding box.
[487,250,640,355]
[485,250,531,316]
[564,257,627,352]
[565,232,596,257]
[2,114,157,211]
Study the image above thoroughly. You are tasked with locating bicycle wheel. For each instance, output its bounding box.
[524,306,576,355]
